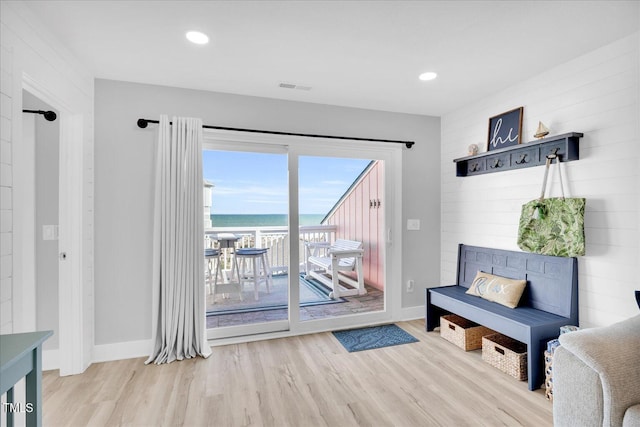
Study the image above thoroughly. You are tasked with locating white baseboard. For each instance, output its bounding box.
[42,343,152,371]
[400,304,425,321]
[43,349,59,371]
[93,339,153,363]
[88,308,425,365]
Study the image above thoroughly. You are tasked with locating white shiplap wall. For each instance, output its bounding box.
[441,33,640,328]
[0,40,13,334]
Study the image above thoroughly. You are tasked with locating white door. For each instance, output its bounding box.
[204,141,290,339]
[290,143,401,336]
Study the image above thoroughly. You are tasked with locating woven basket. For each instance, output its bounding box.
[482,334,528,381]
[440,314,495,351]
[544,350,554,401]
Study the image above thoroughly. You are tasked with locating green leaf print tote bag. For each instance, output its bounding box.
[517,154,585,257]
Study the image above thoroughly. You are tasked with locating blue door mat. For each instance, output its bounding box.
[332,324,419,352]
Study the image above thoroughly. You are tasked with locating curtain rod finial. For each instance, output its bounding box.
[137,118,148,129]
[406,141,415,149]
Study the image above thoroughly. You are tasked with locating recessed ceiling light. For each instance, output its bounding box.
[419,72,438,81]
[186,31,209,45]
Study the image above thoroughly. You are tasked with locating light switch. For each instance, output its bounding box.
[407,219,421,230]
[43,225,58,241]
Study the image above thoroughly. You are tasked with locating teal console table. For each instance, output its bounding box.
[1,331,52,427]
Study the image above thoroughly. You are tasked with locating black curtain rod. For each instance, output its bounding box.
[23,109,57,122]
[137,118,415,149]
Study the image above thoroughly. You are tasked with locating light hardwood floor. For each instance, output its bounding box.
[42,320,553,426]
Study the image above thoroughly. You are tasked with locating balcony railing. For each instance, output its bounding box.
[205,224,337,275]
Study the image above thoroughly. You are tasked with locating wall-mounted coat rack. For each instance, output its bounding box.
[453,132,583,177]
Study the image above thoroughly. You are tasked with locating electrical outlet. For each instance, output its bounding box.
[407,279,415,292]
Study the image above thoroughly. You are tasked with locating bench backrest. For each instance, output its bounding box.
[456,244,578,319]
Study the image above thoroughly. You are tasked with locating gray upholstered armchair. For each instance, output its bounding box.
[553,314,640,427]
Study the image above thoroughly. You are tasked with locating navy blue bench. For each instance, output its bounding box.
[426,244,578,391]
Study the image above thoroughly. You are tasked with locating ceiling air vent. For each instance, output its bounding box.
[278,82,312,91]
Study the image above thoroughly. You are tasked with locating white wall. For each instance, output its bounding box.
[441,33,640,328]
[94,78,441,346]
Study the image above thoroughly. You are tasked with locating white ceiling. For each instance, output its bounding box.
[23,1,640,116]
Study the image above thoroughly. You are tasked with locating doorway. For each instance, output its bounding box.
[21,90,61,363]
[203,145,290,339]
[298,156,385,321]
[204,130,402,342]
[8,70,90,376]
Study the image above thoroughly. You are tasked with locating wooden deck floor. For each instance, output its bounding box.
[206,276,384,328]
[42,320,553,426]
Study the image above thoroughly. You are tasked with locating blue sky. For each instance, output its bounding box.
[203,151,370,215]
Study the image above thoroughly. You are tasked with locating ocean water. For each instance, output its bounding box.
[211,214,325,227]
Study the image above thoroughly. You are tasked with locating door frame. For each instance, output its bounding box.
[13,75,89,375]
[288,140,402,336]
[202,129,402,342]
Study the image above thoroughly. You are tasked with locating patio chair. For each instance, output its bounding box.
[206,247,243,302]
[235,248,272,300]
[304,239,366,299]
[204,248,222,295]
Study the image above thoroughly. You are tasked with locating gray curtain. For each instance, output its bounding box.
[146,115,211,364]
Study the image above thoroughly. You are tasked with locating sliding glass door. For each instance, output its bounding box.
[204,131,401,340]
[203,143,290,339]
[297,156,385,322]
